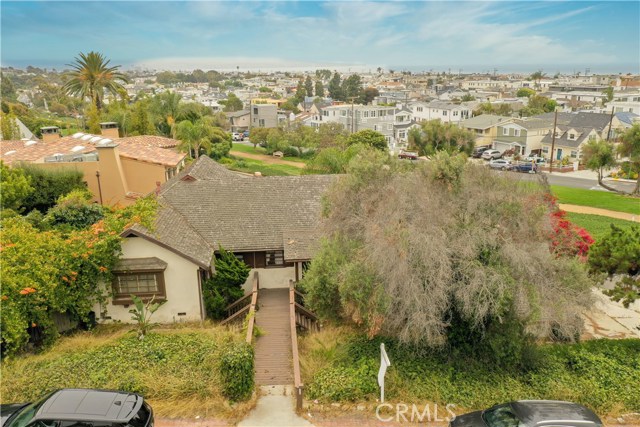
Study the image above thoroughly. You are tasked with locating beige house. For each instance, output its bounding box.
[98,156,336,323]
[0,123,186,206]
[459,114,510,147]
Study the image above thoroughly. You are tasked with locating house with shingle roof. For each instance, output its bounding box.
[97,156,337,323]
[539,112,625,163]
[0,123,186,206]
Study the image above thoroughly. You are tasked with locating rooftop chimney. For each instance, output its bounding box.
[99,122,120,139]
[40,126,61,143]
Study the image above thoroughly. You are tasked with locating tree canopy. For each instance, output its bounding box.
[409,119,475,156]
[618,123,640,195]
[346,129,387,151]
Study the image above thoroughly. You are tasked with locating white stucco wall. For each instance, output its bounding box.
[242,267,296,293]
[95,236,204,323]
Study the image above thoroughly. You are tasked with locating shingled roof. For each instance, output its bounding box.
[124,156,337,266]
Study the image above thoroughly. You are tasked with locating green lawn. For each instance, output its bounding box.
[230,143,310,163]
[566,212,637,242]
[225,156,303,176]
[550,185,640,215]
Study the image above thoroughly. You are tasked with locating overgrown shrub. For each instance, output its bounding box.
[219,342,255,401]
[45,189,104,230]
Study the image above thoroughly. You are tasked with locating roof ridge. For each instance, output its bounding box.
[157,194,216,253]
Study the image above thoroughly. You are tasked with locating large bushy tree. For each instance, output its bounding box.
[410,119,475,156]
[18,165,86,213]
[302,153,593,363]
[346,129,387,151]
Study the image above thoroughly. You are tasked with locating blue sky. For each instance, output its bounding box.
[1,1,639,73]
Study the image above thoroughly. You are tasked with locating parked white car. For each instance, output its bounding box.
[231,132,243,141]
[481,149,502,160]
[488,159,512,170]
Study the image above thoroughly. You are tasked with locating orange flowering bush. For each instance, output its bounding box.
[1,197,157,356]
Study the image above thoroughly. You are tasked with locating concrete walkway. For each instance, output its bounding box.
[238,386,314,427]
[559,203,640,222]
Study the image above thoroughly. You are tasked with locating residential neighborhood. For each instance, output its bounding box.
[1,1,639,427]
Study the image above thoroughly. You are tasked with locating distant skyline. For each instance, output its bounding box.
[1,1,639,74]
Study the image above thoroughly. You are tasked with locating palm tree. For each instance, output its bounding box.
[175,119,214,159]
[63,51,128,110]
[530,70,546,90]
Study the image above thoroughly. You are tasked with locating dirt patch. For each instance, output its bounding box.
[230,150,306,169]
[559,204,640,222]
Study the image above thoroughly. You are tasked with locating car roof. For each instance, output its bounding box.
[510,400,602,427]
[33,389,143,423]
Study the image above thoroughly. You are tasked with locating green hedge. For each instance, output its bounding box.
[306,336,640,416]
[219,341,255,401]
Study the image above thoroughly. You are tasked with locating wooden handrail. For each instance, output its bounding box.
[244,271,260,344]
[224,293,252,313]
[289,280,304,411]
[294,303,318,322]
[220,304,250,326]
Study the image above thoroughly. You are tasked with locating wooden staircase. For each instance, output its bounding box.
[254,288,293,385]
[221,276,319,407]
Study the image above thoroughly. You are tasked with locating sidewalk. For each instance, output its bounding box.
[238,386,314,427]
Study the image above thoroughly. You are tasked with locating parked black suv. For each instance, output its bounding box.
[1,389,153,427]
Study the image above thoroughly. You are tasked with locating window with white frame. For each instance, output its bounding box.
[453,111,459,116]
[363,111,369,118]
[503,128,508,135]
[417,107,423,112]
[371,111,377,117]
[341,110,347,117]
[570,151,577,158]
[387,124,393,130]
[542,147,549,153]
[514,129,520,136]
[442,111,447,116]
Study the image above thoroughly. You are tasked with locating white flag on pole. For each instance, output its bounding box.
[378,343,391,402]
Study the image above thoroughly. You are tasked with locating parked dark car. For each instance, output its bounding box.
[511,162,538,173]
[472,146,491,158]
[1,389,153,427]
[243,130,250,138]
[450,400,602,427]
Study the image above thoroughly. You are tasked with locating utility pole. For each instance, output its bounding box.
[347,96,358,134]
[549,109,558,173]
[606,107,615,141]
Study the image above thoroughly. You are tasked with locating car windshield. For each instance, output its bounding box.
[6,394,51,427]
[482,405,523,427]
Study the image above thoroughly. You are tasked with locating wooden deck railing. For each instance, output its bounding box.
[221,271,259,339]
[244,272,260,344]
[289,280,304,411]
[289,280,320,410]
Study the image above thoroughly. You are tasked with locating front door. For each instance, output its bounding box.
[556,148,563,160]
